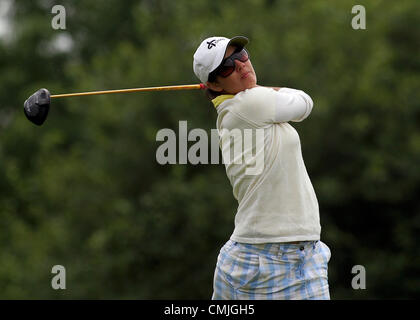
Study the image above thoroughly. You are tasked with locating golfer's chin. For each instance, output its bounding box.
[223,74,257,95]
[241,74,257,91]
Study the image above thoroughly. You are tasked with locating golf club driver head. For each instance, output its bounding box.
[23,88,50,126]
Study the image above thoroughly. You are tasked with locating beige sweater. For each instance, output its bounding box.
[213,86,321,243]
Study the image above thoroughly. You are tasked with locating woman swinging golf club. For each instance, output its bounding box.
[193,36,331,300]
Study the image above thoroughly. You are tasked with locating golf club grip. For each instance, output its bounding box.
[50,84,206,99]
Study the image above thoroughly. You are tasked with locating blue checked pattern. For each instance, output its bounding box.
[212,240,331,300]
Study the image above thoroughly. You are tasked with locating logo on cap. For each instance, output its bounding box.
[207,40,216,49]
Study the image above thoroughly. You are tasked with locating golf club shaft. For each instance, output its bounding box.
[50,84,205,99]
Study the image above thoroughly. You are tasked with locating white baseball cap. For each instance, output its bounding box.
[193,36,249,83]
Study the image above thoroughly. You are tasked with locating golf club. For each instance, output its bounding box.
[23,84,206,126]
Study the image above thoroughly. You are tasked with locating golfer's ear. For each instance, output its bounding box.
[206,81,223,92]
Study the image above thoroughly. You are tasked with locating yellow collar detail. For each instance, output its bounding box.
[212,95,235,108]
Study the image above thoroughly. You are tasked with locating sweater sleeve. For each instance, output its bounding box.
[274,88,314,122]
[226,87,313,128]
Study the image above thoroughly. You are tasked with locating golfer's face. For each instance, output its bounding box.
[217,45,257,94]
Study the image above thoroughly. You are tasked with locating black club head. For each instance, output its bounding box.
[23,88,51,126]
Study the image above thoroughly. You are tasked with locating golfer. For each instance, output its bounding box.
[193,36,331,300]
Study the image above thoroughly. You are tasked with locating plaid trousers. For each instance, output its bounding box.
[212,239,331,300]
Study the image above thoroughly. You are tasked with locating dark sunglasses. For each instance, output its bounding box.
[210,48,249,80]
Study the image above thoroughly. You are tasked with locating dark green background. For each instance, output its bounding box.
[0,0,419,299]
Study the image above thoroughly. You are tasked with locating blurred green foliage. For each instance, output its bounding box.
[0,0,419,299]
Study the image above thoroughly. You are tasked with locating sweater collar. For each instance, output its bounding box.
[212,94,235,108]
